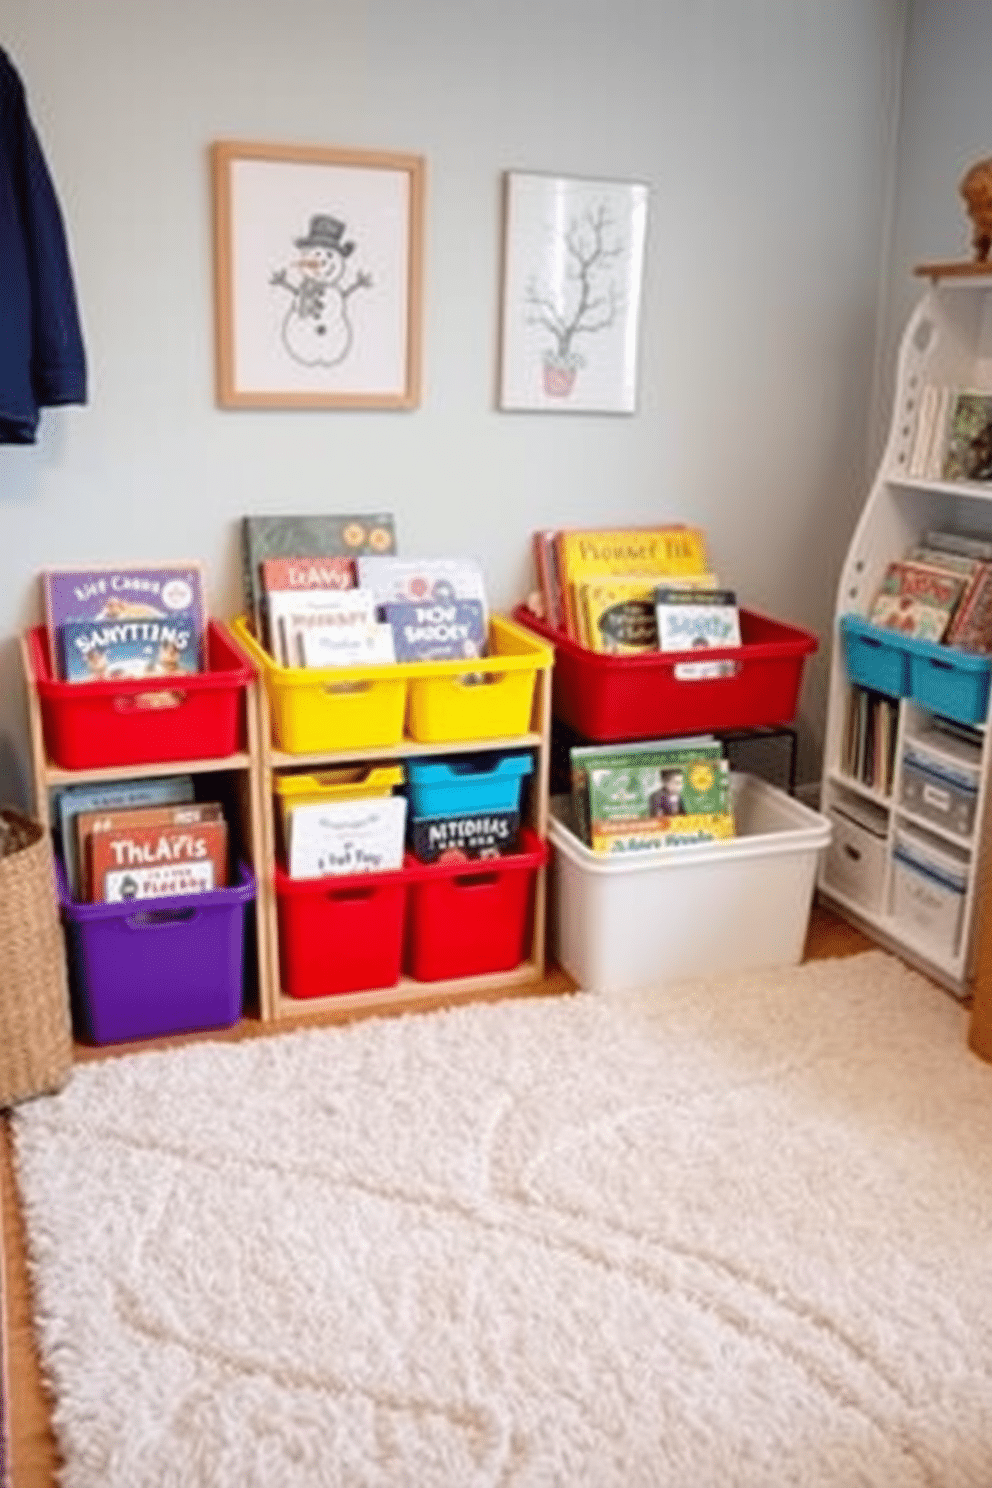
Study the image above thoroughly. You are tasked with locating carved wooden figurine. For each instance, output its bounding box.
[960,158,992,262]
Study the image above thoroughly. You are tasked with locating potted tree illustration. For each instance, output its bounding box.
[525,202,624,397]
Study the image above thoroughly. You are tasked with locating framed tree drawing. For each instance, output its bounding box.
[211,141,425,409]
[499,171,649,414]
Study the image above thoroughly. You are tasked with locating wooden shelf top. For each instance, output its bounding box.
[914,260,992,281]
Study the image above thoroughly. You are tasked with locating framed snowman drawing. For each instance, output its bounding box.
[498,171,648,413]
[211,141,425,409]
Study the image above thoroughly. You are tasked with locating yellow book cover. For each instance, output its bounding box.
[582,573,720,654]
[556,527,709,638]
[590,811,735,855]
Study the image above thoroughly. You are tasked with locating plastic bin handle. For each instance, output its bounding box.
[322,679,373,697]
[452,871,500,888]
[125,906,198,928]
[113,689,185,713]
[325,884,376,902]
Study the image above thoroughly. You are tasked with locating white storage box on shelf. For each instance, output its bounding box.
[548,773,831,994]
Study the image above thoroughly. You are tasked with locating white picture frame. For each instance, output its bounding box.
[211,140,424,410]
[499,170,649,414]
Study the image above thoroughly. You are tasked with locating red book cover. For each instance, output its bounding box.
[88,818,228,903]
[260,556,356,593]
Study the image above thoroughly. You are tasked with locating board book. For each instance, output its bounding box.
[42,563,207,682]
[78,802,223,901]
[88,817,228,903]
[242,513,396,637]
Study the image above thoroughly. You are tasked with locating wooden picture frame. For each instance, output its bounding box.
[211,141,425,410]
[499,170,649,414]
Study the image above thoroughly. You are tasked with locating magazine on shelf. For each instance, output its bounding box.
[42,563,207,681]
[241,513,396,637]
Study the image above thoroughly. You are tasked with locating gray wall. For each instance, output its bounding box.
[1,1,908,804]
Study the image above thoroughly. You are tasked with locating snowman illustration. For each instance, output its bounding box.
[270,213,372,367]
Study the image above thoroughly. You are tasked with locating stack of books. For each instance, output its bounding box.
[242,513,490,667]
[866,527,992,652]
[569,735,734,854]
[42,563,208,683]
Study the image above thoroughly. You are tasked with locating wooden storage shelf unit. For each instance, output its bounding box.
[20,633,270,1024]
[819,263,992,999]
[247,623,554,1024]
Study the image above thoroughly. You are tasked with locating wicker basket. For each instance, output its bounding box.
[0,809,72,1107]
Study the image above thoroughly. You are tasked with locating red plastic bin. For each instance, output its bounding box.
[26,621,255,769]
[405,828,548,982]
[513,605,817,741]
[275,859,416,998]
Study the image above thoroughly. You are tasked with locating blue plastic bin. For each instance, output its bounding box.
[406,751,534,818]
[907,641,991,725]
[840,616,910,699]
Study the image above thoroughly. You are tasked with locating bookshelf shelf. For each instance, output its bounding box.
[819,269,992,1001]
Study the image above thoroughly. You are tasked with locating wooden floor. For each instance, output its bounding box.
[0,902,882,1488]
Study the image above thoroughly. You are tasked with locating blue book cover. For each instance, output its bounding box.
[383,600,487,661]
[59,612,202,682]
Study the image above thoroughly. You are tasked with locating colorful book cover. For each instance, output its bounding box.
[655,587,741,650]
[940,391,992,484]
[868,559,966,642]
[587,752,731,831]
[242,513,396,636]
[383,599,487,661]
[569,735,722,846]
[946,563,992,652]
[355,556,488,622]
[59,612,201,683]
[555,526,709,639]
[580,578,659,654]
[532,530,565,631]
[43,563,207,679]
[590,812,736,855]
[56,775,195,899]
[89,818,227,903]
[260,556,356,593]
[80,803,223,901]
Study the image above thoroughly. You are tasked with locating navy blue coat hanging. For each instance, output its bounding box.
[0,48,87,444]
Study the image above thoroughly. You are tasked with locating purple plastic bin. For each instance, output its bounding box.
[56,857,255,1044]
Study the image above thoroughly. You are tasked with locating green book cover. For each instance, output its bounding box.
[569,736,722,845]
[587,749,730,829]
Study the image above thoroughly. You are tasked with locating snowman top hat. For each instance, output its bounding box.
[295,214,355,256]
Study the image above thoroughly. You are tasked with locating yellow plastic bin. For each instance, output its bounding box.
[230,615,416,751]
[405,614,553,743]
[274,763,405,843]
[231,613,552,752]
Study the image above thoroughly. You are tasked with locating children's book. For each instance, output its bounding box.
[286,795,407,879]
[355,556,488,624]
[383,599,487,661]
[88,817,228,903]
[242,513,396,637]
[569,735,723,847]
[867,559,966,642]
[42,563,207,681]
[554,526,710,640]
[265,588,384,667]
[55,775,196,898]
[409,810,521,863]
[939,390,992,484]
[654,585,741,677]
[945,563,992,652]
[79,802,223,901]
[299,623,396,669]
[531,530,566,631]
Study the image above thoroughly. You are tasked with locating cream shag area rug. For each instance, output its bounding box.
[11,950,992,1487]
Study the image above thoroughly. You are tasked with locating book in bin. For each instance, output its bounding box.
[55,775,197,899]
[241,513,396,638]
[77,801,224,902]
[42,563,208,682]
[86,811,227,904]
[570,736,734,854]
[553,525,710,641]
[867,559,966,643]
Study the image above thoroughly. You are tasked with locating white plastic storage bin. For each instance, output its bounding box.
[548,773,831,994]
[822,796,888,912]
[891,824,968,956]
[899,726,981,839]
